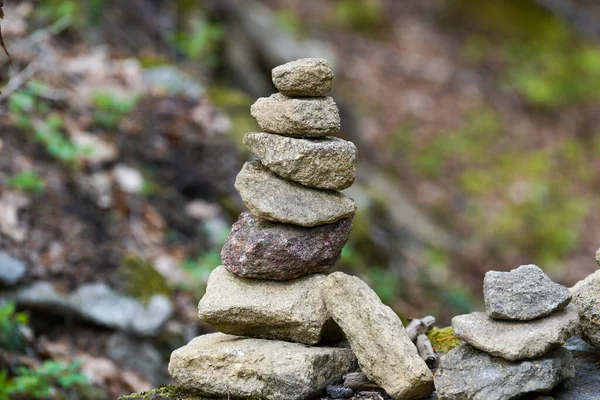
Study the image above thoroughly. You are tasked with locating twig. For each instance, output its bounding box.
[0,61,40,102]
[343,371,378,390]
[405,315,436,342]
[416,334,438,369]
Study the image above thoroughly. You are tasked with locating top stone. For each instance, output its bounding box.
[484,264,572,321]
[272,58,334,97]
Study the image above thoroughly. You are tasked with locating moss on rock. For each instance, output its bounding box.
[427,326,462,354]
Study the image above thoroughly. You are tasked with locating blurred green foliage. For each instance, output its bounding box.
[334,0,383,34]
[458,0,600,107]
[2,361,89,399]
[0,302,28,352]
[6,171,45,193]
[170,19,223,64]
[91,92,138,130]
[10,88,92,166]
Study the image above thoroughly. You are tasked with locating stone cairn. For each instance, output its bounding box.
[435,264,579,400]
[168,59,434,400]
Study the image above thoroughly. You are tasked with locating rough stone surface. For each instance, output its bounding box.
[327,385,354,399]
[168,333,357,400]
[322,272,434,400]
[570,269,600,348]
[484,264,572,321]
[250,93,340,137]
[0,252,26,285]
[548,336,600,399]
[235,161,356,227]
[244,132,357,190]
[198,266,342,344]
[12,281,172,336]
[221,212,352,280]
[272,58,333,97]
[451,305,578,361]
[434,344,574,400]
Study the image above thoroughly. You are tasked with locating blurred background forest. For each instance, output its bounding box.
[0,0,599,398]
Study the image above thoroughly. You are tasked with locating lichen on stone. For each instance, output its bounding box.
[117,385,216,400]
[427,326,462,353]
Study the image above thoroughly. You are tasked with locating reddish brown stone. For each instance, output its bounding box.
[221,212,352,280]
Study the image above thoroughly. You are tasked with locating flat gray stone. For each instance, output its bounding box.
[452,305,578,361]
[250,93,340,137]
[244,132,357,190]
[221,212,352,280]
[570,269,600,348]
[235,161,356,227]
[434,344,574,400]
[168,333,357,400]
[272,58,333,97]
[13,282,172,336]
[322,272,434,400]
[198,266,342,345]
[0,252,26,285]
[484,264,571,321]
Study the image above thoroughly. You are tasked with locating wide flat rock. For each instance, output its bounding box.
[322,272,434,400]
[272,58,333,97]
[484,264,571,320]
[244,132,357,190]
[168,333,357,400]
[570,269,600,348]
[250,93,340,137]
[434,345,574,400]
[235,161,356,227]
[452,306,578,361]
[221,212,352,280]
[198,266,342,345]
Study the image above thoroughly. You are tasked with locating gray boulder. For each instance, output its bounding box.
[322,272,434,400]
[0,252,26,286]
[272,58,333,97]
[434,344,574,400]
[221,212,352,280]
[451,305,578,361]
[168,333,357,400]
[13,281,172,336]
[484,264,571,321]
[235,161,356,227]
[198,266,342,345]
[250,93,340,137]
[571,269,600,348]
[548,336,600,400]
[244,132,357,190]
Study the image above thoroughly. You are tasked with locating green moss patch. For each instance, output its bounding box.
[427,326,462,354]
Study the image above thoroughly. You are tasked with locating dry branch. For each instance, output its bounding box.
[406,315,436,342]
[416,334,438,369]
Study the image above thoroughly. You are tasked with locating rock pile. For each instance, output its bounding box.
[168,59,433,400]
[570,249,600,349]
[435,264,578,400]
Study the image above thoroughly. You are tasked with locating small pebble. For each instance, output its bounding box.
[327,384,354,399]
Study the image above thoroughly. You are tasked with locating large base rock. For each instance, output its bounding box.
[484,264,571,321]
[244,132,357,190]
[168,333,357,400]
[235,161,356,227]
[452,306,578,361]
[322,272,434,400]
[571,269,600,348]
[549,336,600,400]
[198,266,342,344]
[250,93,340,137]
[434,345,574,400]
[221,212,352,280]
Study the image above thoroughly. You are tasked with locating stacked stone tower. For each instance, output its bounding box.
[168,59,360,400]
[435,264,579,399]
